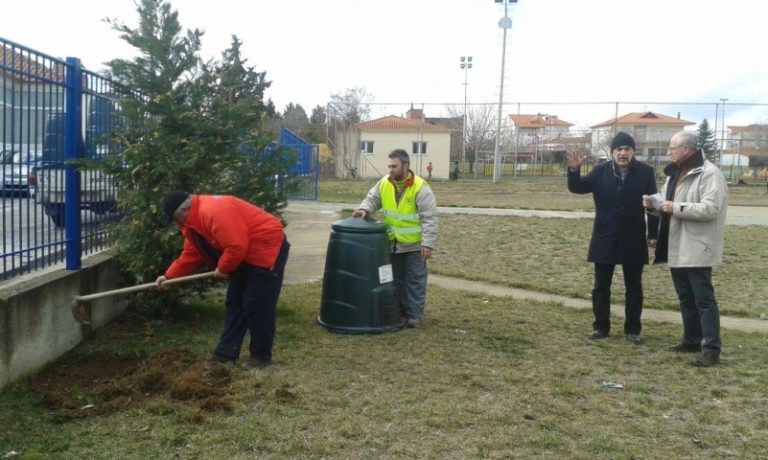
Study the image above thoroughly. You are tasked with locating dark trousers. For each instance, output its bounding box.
[391,250,428,320]
[592,263,644,335]
[670,267,721,356]
[213,238,290,363]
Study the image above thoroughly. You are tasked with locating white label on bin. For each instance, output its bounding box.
[379,264,393,284]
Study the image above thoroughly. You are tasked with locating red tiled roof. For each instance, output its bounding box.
[591,111,694,128]
[509,114,574,128]
[742,147,766,157]
[1,45,65,83]
[357,115,451,132]
[425,116,463,130]
[722,147,766,157]
[728,124,768,133]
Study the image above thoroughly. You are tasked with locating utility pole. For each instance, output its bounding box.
[718,98,728,168]
[460,56,472,172]
[492,0,517,183]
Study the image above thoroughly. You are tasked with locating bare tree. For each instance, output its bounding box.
[445,104,495,174]
[329,87,373,124]
[327,87,374,178]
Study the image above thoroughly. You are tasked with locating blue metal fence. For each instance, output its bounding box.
[280,128,319,200]
[2,38,317,281]
[1,38,124,280]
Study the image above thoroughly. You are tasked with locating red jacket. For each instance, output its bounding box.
[165,195,285,278]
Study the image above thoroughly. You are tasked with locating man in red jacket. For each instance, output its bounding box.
[156,191,290,369]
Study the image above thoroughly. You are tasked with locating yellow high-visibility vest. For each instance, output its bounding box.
[379,175,424,243]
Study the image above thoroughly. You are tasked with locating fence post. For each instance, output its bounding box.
[65,57,83,270]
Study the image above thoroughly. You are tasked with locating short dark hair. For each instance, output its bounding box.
[388,149,410,165]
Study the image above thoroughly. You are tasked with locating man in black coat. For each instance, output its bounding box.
[567,132,659,344]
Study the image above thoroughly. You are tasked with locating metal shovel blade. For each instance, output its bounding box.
[71,301,91,325]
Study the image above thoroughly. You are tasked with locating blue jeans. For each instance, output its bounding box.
[670,267,721,356]
[592,264,644,335]
[213,238,290,364]
[391,250,428,320]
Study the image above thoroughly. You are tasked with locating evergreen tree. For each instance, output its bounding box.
[207,35,296,215]
[304,105,328,144]
[282,103,309,135]
[697,118,717,162]
[99,0,293,305]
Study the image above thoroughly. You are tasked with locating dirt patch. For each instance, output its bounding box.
[25,347,236,421]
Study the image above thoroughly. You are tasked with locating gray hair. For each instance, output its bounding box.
[388,149,410,165]
[674,131,698,150]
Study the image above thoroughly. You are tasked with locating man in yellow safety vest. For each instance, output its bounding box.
[353,149,438,328]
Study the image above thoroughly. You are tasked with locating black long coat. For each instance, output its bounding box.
[567,158,658,265]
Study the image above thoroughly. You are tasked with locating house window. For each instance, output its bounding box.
[412,141,427,155]
[634,126,646,142]
[648,148,666,157]
[360,141,374,154]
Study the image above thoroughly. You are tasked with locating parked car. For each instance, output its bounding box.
[36,110,120,227]
[1,150,42,197]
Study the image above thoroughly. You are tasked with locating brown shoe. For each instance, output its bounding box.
[692,354,720,367]
[666,342,702,353]
[588,330,608,340]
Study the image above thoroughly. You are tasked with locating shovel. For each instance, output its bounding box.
[70,271,216,324]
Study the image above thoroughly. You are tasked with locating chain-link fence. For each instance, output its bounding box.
[324,101,768,182]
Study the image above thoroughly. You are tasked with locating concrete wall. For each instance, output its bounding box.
[0,251,127,391]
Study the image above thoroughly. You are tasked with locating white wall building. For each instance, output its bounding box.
[590,111,694,161]
[356,110,452,180]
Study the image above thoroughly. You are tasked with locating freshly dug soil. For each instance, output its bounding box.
[25,346,235,421]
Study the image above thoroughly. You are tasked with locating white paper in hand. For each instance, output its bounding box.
[649,193,664,209]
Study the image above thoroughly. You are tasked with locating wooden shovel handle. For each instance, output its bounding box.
[73,271,216,303]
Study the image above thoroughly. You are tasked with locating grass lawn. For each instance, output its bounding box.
[2,178,766,458]
[2,284,768,459]
[319,177,768,210]
[433,214,768,319]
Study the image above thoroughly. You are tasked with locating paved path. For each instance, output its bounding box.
[283,201,768,333]
[287,201,768,226]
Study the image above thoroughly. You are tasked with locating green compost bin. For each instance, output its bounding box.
[318,217,403,334]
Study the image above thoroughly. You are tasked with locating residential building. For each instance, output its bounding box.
[726,124,768,167]
[590,112,694,164]
[508,113,576,165]
[509,113,573,143]
[425,114,463,163]
[355,108,452,180]
[1,46,65,152]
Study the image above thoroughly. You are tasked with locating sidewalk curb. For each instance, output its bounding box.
[429,274,768,333]
[285,201,768,334]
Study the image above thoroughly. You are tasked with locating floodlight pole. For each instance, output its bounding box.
[718,97,728,168]
[460,56,472,172]
[492,0,515,183]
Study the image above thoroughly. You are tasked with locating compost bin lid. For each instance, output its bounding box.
[331,217,388,234]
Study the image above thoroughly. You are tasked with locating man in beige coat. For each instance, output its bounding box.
[643,130,728,367]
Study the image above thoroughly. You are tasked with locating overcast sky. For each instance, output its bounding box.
[3,0,767,128]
